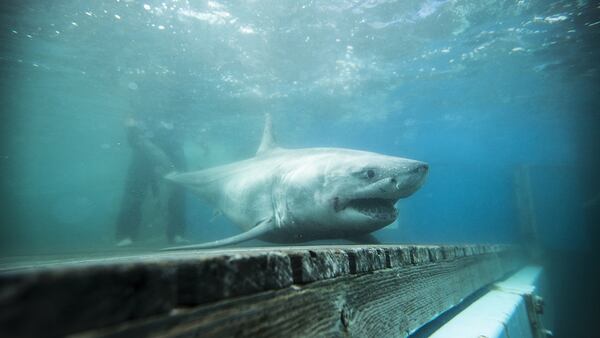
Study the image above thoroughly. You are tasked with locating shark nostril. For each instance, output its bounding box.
[390,178,397,184]
[411,164,428,174]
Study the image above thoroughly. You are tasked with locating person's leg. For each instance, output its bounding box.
[166,185,186,243]
[116,153,151,244]
[164,144,187,243]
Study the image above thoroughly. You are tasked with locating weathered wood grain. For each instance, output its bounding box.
[0,245,522,338]
[175,251,292,306]
[288,248,350,284]
[0,262,177,338]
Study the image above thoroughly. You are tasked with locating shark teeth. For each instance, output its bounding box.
[346,198,397,220]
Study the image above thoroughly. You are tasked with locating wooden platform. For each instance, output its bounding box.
[0,245,523,338]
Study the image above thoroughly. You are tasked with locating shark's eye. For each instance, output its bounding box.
[366,169,375,179]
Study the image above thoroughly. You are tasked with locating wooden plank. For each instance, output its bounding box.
[288,248,350,284]
[0,245,522,338]
[0,261,178,338]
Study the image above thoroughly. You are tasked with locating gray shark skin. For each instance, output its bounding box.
[163,115,428,250]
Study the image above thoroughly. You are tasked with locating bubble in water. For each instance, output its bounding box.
[128,81,138,90]
[239,26,254,34]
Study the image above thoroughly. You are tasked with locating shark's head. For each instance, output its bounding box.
[277,149,428,235]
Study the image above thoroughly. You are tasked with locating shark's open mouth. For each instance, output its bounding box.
[346,198,398,220]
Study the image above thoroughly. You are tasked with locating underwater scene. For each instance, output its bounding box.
[1,0,599,336]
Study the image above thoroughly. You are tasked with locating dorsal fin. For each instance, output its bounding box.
[256,113,277,156]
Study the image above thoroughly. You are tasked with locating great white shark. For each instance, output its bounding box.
[163,115,428,250]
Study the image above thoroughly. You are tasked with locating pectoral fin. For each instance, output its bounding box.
[161,218,275,251]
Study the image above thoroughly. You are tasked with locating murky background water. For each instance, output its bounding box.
[1,0,599,252]
[1,0,599,335]
[0,0,598,251]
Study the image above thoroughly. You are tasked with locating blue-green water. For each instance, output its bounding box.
[1,0,598,250]
[1,0,598,246]
[0,0,599,333]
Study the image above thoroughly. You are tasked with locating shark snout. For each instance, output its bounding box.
[399,162,428,182]
[392,161,428,197]
[415,162,429,174]
[348,161,428,200]
[408,161,428,182]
